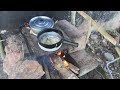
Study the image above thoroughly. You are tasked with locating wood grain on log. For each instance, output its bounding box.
[69,50,100,77]
[69,63,79,74]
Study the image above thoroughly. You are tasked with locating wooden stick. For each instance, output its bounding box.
[42,60,51,79]
[54,56,79,79]
[115,47,120,57]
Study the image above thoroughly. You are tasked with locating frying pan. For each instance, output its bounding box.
[37,28,79,51]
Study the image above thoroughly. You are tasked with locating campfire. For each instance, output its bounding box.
[27,18,81,78]
[56,50,80,74]
[19,17,81,79]
[2,16,101,79]
[36,49,80,79]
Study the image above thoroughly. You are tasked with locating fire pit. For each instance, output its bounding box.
[2,19,101,79]
[16,19,100,79]
[23,26,80,78]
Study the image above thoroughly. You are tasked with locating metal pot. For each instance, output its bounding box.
[37,28,79,52]
[29,16,54,36]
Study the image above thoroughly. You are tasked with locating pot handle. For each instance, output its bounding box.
[62,39,79,47]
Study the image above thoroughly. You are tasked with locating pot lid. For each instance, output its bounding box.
[29,16,54,31]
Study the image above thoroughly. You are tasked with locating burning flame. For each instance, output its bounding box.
[57,51,65,57]
[57,50,70,68]
[57,51,62,56]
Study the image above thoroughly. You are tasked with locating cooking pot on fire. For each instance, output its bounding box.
[37,28,79,52]
[29,16,54,36]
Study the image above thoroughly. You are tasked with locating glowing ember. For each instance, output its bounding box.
[63,60,69,68]
[57,51,62,56]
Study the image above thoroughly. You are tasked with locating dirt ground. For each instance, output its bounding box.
[83,30,120,79]
[0,59,8,79]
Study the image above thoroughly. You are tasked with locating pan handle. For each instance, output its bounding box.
[62,39,79,47]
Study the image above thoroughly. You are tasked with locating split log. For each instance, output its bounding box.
[53,56,79,79]
[53,49,101,77]
[42,60,51,79]
[59,57,80,74]
[69,63,79,74]
[69,50,101,77]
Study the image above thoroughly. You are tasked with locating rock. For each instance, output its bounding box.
[0,30,7,34]
[90,34,98,40]
[104,52,115,61]
[102,39,108,46]
[115,67,117,70]
[8,60,45,79]
[3,35,24,75]
[3,34,45,79]
[111,67,114,71]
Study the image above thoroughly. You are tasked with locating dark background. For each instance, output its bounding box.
[0,11,69,30]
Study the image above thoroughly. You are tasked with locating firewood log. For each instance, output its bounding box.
[69,63,79,74]
[53,56,79,79]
